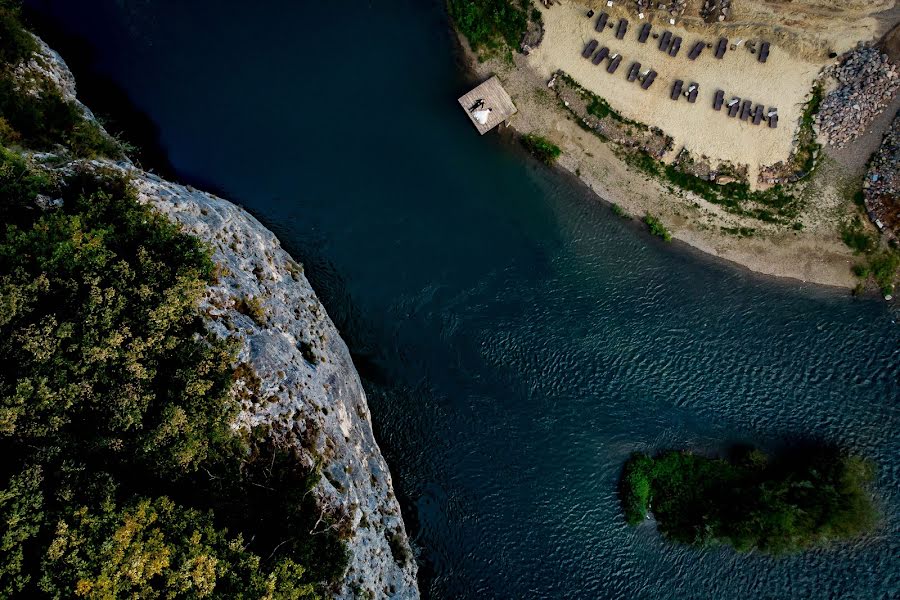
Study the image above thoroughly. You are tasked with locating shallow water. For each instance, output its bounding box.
[26,0,900,597]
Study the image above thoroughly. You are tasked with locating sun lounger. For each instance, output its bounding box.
[713,90,725,110]
[641,70,657,89]
[627,62,641,82]
[583,39,599,58]
[727,97,740,117]
[659,31,672,52]
[752,104,764,124]
[740,99,752,120]
[686,83,698,103]
[768,108,778,128]
[595,12,609,32]
[715,37,727,59]
[607,54,622,73]
[669,36,682,57]
[638,23,651,43]
[688,41,704,60]
[615,18,628,40]
[758,42,770,63]
[671,79,683,101]
[593,46,610,64]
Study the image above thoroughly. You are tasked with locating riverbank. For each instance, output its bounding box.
[451,1,900,292]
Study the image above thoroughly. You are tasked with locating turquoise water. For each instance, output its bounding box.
[26,1,899,597]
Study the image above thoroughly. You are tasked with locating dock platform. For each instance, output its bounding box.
[458,76,517,135]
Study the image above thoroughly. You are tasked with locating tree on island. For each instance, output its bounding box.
[620,446,878,554]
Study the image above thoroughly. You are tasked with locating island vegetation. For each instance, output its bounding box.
[0,3,346,596]
[620,447,878,554]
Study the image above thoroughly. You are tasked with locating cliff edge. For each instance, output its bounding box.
[32,34,419,600]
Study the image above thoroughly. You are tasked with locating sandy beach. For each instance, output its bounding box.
[454,1,900,290]
[527,3,823,176]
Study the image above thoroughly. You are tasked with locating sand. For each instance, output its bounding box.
[527,2,824,177]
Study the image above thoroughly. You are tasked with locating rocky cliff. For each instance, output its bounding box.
[32,34,419,600]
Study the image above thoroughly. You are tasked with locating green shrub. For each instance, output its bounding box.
[0,145,51,223]
[521,133,561,165]
[841,215,875,254]
[620,453,653,525]
[644,213,672,242]
[620,447,878,553]
[611,203,627,218]
[448,0,529,53]
[0,2,37,68]
[236,295,268,326]
[0,168,346,596]
[0,76,122,158]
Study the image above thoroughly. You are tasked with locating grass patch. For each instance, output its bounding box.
[644,213,672,242]
[841,215,876,254]
[854,250,900,296]
[620,447,879,554]
[611,203,627,218]
[792,83,823,176]
[521,133,561,165]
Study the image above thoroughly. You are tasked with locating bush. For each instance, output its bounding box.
[620,447,879,553]
[0,168,346,596]
[841,215,875,254]
[0,76,122,158]
[620,454,653,525]
[0,2,37,68]
[448,0,529,53]
[521,133,561,165]
[644,213,672,242]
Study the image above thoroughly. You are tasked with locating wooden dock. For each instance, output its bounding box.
[458,76,517,135]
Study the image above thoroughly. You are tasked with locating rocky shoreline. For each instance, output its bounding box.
[33,34,419,600]
[863,113,900,242]
[817,45,899,149]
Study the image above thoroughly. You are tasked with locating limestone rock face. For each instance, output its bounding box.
[33,32,419,600]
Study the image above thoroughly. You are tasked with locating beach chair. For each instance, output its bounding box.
[671,80,683,101]
[627,62,641,82]
[593,46,610,65]
[596,12,609,32]
[659,31,672,52]
[583,39,599,58]
[767,108,778,128]
[758,42,770,63]
[727,97,741,117]
[686,83,699,103]
[713,90,724,111]
[638,23,651,43]
[740,99,752,120]
[641,70,657,89]
[615,18,628,40]
[752,105,764,125]
[669,37,682,57]
[607,54,622,73]
[688,41,704,60]
[715,37,727,59]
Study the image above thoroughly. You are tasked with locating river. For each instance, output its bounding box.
[24,0,900,597]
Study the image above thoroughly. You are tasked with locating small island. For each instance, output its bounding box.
[620,447,878,553]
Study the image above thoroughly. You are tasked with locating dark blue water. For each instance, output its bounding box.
[26,1,900,598]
